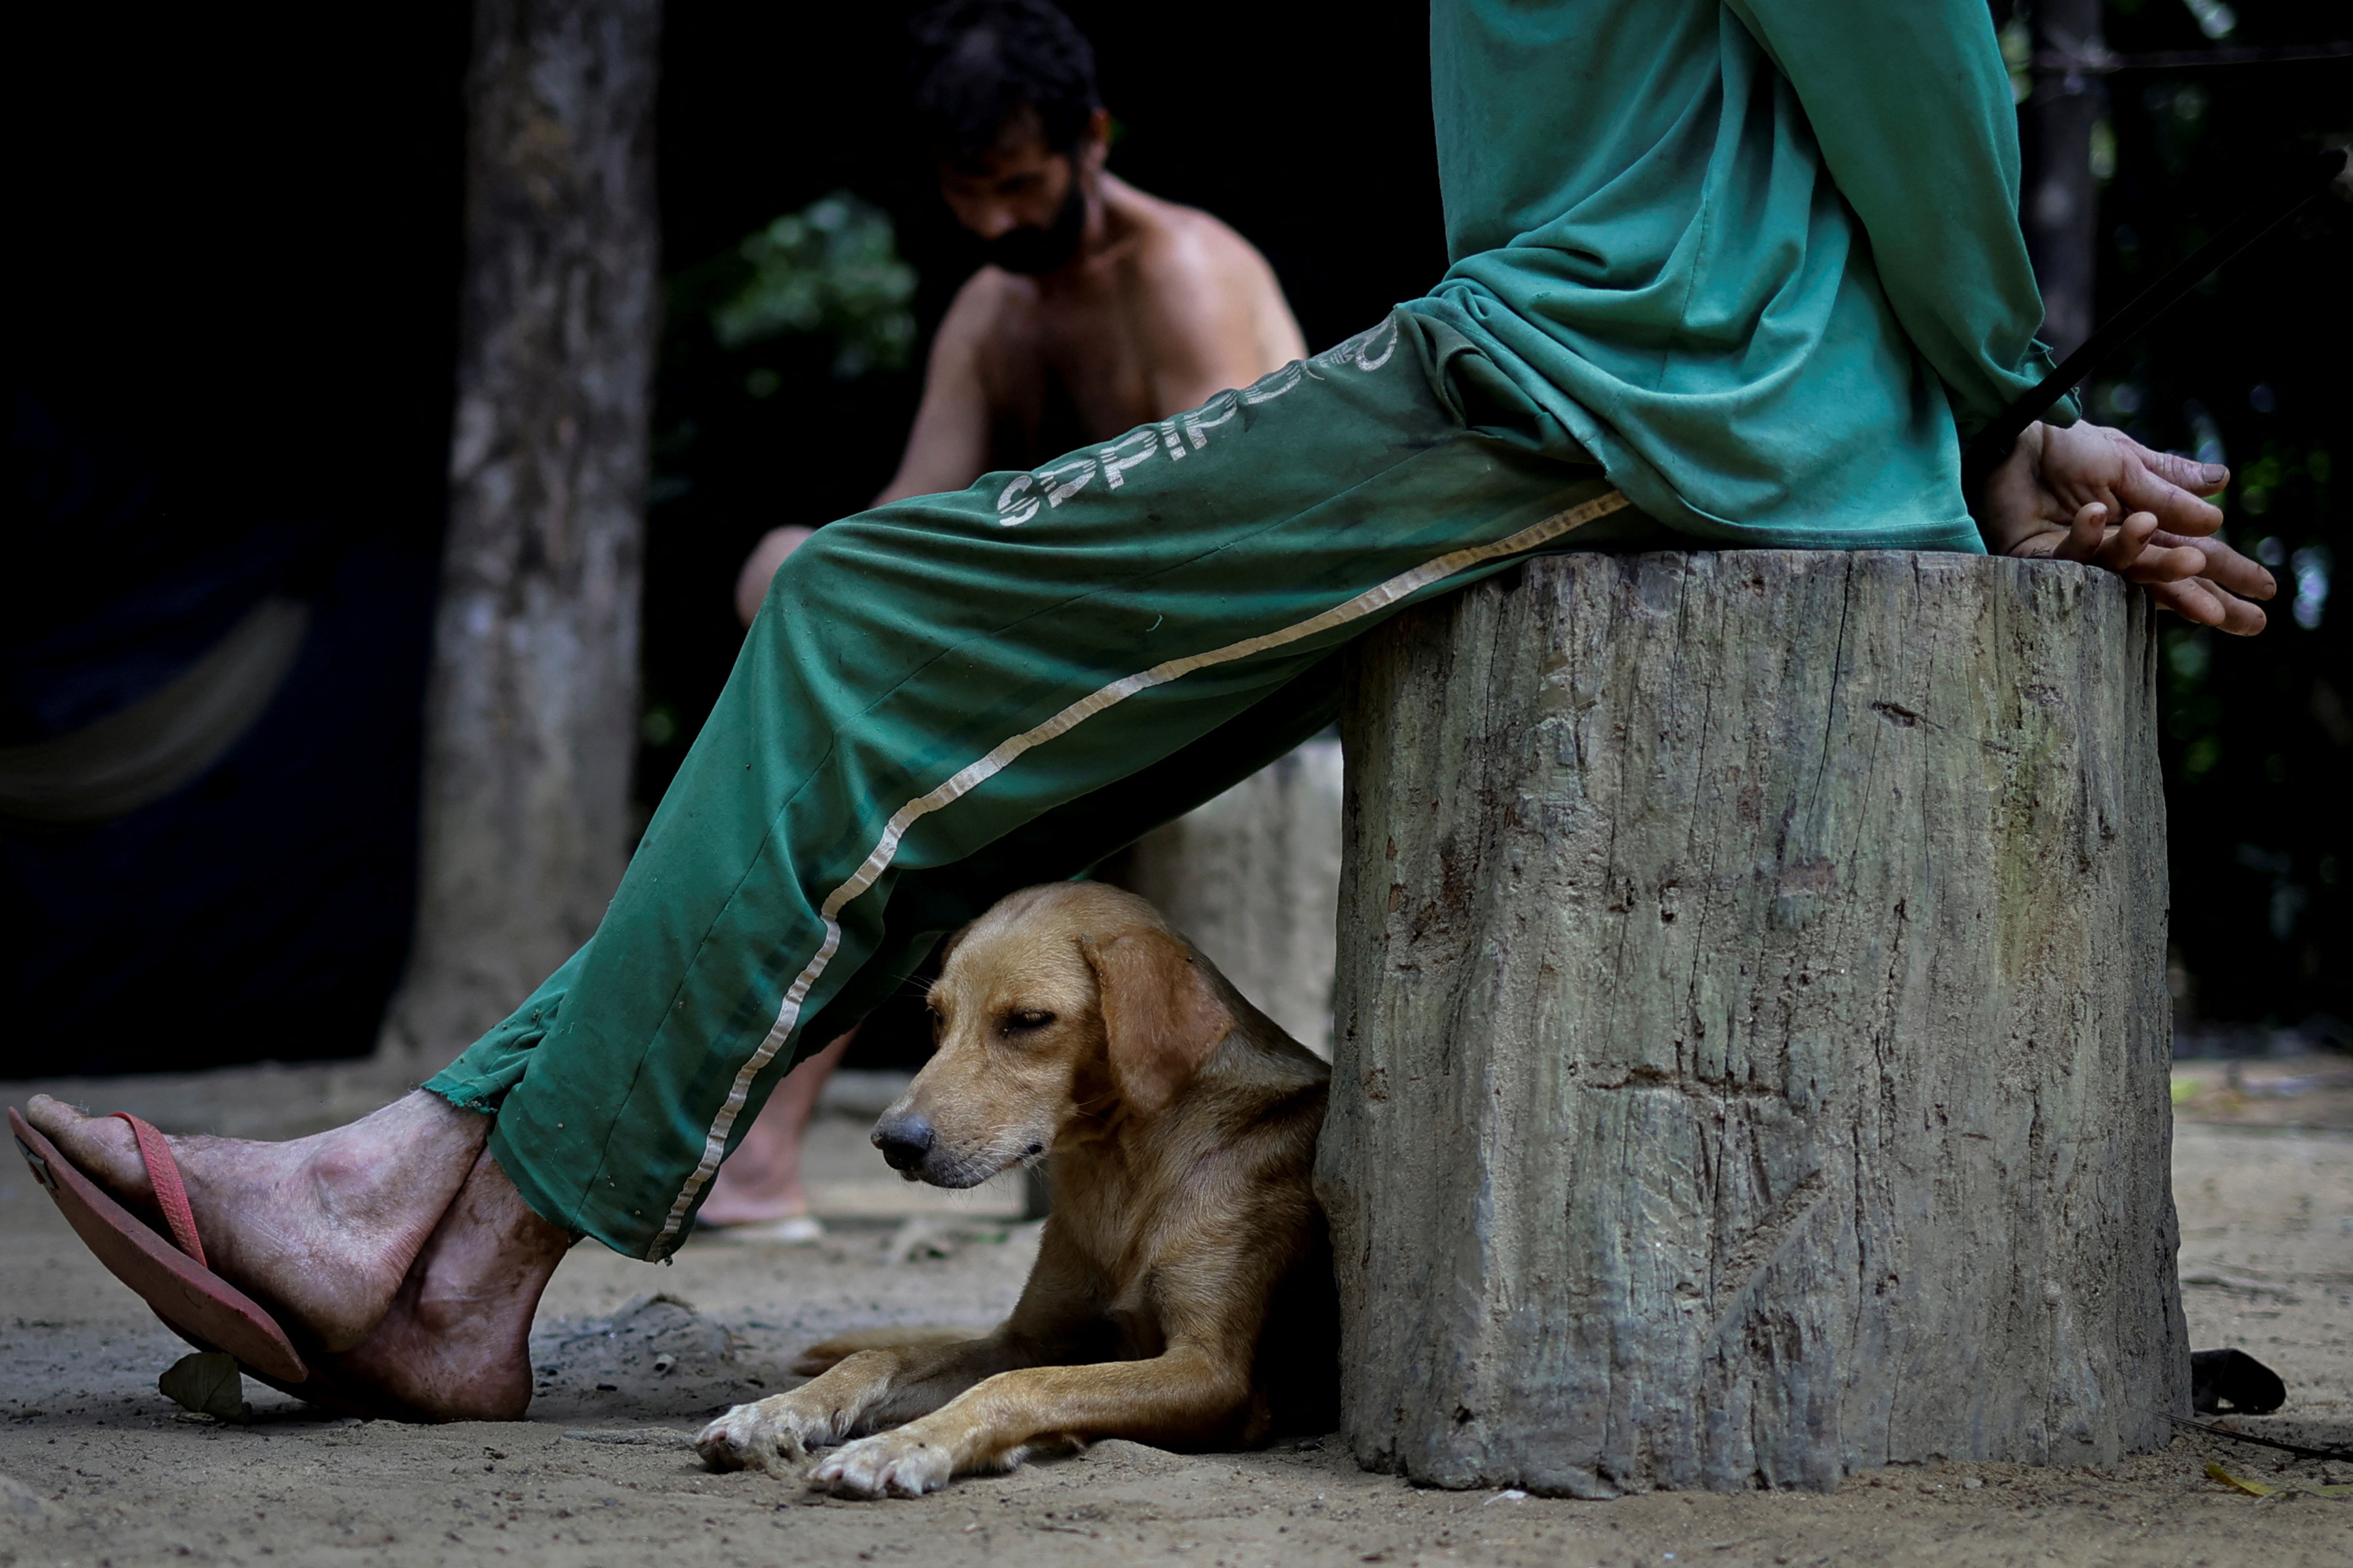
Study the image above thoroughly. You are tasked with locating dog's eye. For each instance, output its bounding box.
[1004,1009,1056,1033]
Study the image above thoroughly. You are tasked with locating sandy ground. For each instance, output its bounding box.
[3,1056,2350,1568]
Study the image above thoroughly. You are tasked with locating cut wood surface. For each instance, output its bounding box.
[1318,550,2185,1494]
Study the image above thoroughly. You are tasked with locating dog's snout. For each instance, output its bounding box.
[872,1113,935,1171]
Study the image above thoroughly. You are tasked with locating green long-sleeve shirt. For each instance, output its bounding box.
[1403,0,2075,549]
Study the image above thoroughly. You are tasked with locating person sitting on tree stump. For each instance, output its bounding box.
[18,0,2271,1424]
[699,0,1309,1242]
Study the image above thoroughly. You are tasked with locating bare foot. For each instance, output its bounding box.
[24,1090,486,1353]
[697,1028,852,1227]
[327,1148,572,1420]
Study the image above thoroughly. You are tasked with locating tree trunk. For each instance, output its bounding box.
[2021,0,2106,356]
[1318,550,2186,1494]
[1116,739,1344,1057]
[384,0,663,1059]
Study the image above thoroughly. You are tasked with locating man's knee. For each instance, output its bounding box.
[736,525,818,626]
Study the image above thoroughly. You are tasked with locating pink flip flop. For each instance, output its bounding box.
[12,1105,311,1386]
[11,1106,467,1423]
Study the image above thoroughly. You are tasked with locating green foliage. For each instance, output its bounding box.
[646,189,921,508]
[635,191,926,811]
[685,192,917,381]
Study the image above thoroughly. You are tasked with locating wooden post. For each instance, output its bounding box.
[1318,551,2187,1494]
[1116,739,1344,1057]
[386,0,664,1058]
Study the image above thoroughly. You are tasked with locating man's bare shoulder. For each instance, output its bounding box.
[1110,183,1283,304]
[1100,179,1305,381]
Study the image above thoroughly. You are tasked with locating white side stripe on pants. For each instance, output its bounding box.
[649,485,1630,1253]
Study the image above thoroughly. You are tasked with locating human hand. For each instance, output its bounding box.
[1975,421,2275,635]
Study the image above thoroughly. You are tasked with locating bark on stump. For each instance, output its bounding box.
[1318,550,2187,1494]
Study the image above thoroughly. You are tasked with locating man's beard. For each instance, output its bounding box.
[981,181,1088,276]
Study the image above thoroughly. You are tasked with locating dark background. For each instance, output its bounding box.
[1,1,2344,1075]
[2,5,470,1072]
[2076,1,2352,1040]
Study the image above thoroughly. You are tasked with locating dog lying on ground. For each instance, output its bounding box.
[696,881,1336,1498]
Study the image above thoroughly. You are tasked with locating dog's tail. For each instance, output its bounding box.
[792,1324,986,1377]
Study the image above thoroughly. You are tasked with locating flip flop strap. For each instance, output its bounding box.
[110,1112,208,1269]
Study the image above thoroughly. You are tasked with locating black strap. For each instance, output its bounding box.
[1962,147,2349,496]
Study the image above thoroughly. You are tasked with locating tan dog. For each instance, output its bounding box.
[695,881,1335,1497]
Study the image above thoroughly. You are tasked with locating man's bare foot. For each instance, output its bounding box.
[697,1028,853,1228]
[23,1090,487,1353]
[327,1148,572,1421]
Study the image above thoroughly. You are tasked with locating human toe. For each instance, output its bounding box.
[22,1096,153,1200]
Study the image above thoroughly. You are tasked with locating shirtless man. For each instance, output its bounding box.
[701,0,1306,1233]
[729,0,1306,626]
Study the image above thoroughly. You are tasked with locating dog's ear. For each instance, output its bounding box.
[1080,929,1234,1118]
[933,921,977,970]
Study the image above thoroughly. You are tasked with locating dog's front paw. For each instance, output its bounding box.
[808,1430,955,1498]
[696,1394,834,1475]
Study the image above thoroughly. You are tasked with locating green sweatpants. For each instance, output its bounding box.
[427,310,1662,1260]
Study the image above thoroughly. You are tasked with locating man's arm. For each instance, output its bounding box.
[1723,0,2065,437]
[1727,1,2274,632]
[874,274,1004,505]
[734,276,1005,625]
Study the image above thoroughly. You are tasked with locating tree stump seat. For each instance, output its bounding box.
[1117,737,1344,1058]
[1317,549,2187,1494]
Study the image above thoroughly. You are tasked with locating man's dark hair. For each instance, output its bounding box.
[907,0,1101,166]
